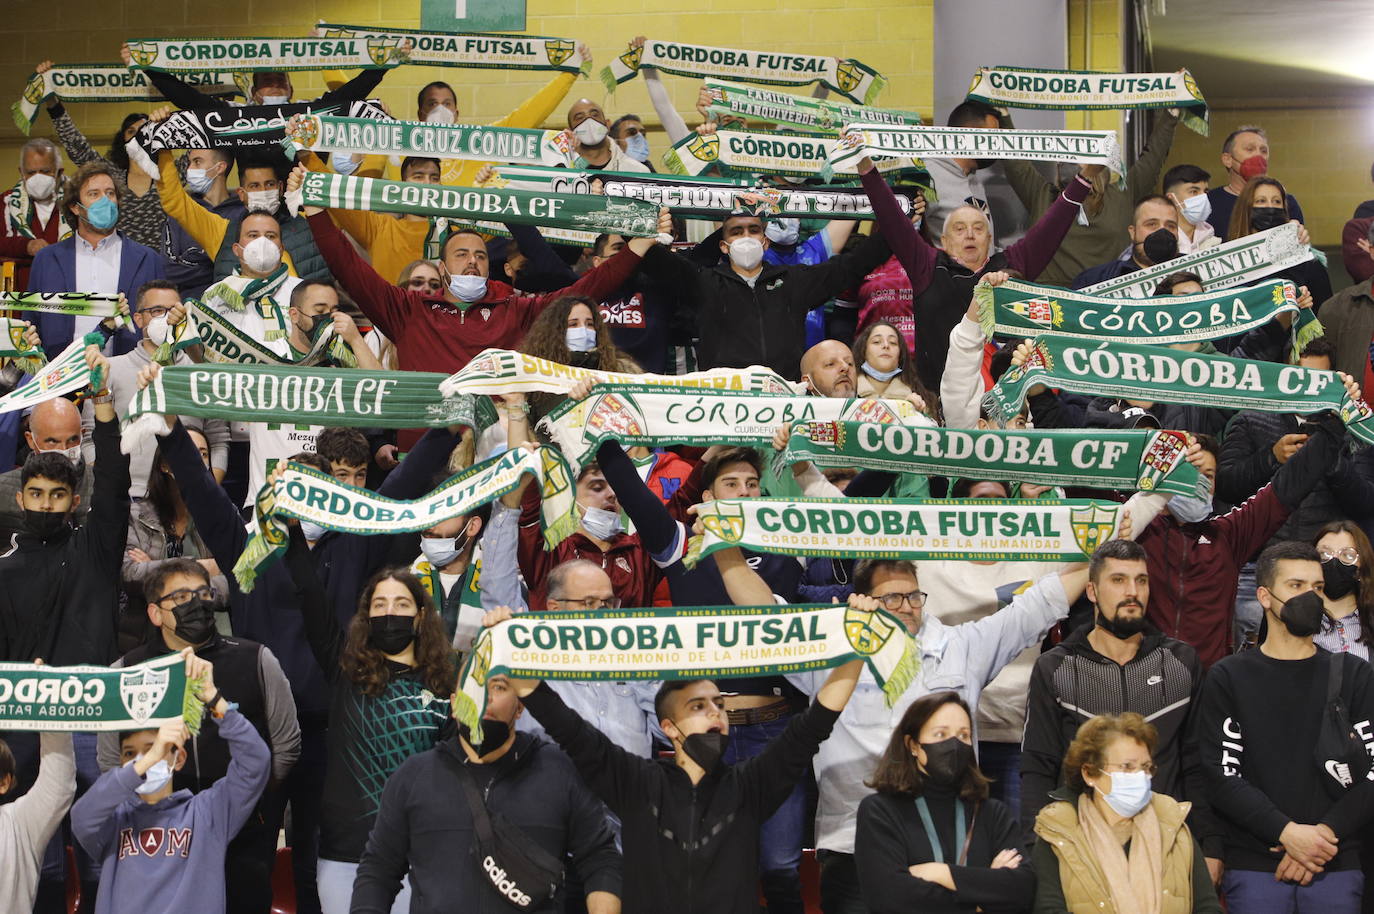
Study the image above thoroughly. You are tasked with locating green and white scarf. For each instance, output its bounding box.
[121,364,496,461]
[0,318,48,374]
[779,420,1208,498]
[12,64,240,134]
[600,39,886,105]
[448,218,600,247]
[234,446,577,591]
[539,384,930,468]
[439,348,794,398]
[686,496,1124,566]
[161,299,356,368]
[702,79,922,134]
[0,654,205,734]
[2,180,69,239]
[282,114,575,168]
[1078,222,1314,300]
[456,602,918,742]
[829,124,1125,186]
[0,291,130,329]
[983,334,1374,445]
[966,66,1209,135]
[124,36,408,72]
[201,267,292,342]
[666,128,925,180]
[317,22,587,74]
[974,277,1320,349]
[0,334,103,416]
[292,170,662,238]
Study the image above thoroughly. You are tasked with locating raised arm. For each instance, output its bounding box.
[48,104,104,167]
[10,732,76,853]
[85,349,132,585]
[157,149,230,257]
[1003,171,1093,280]
[859,163,937,295]
[645,68,690,143]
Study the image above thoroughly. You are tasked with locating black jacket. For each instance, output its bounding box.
[351,732,622,914]
[522,680,840,914]
[0,417,130,665]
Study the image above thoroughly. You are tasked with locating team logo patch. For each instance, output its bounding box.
[545,39,576,68]
[119,666,170,725]
[1070,504,1119,556]
[127,41,160,68]
[835,61,863,94]
[844,604,897,655]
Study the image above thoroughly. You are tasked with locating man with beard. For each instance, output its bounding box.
[1019,539,1222,884]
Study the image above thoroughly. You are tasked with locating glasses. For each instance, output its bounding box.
[407,277,443,291]
[158,586,214,608]
[138,306,173,319]
[876,590,927,611]
[1100,761,1156,775]
[551,596,622,610]
[1319,547,1360,566]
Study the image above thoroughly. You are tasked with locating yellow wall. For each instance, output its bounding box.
[1165,105,1374,248]
[0,0,933,171]
[1066,0,1123,132]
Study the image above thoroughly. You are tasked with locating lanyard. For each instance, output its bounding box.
[915,796,974,866]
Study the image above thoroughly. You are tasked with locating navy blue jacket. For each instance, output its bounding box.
[26,232,165,356]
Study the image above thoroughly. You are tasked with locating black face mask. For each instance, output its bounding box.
[920,736,975,789]
[22,509,68,541]
[1322,559,1360,601]
[1140,227,1179,265]
[1096,603,1148,639]
[1275,590,1326,638]
[678,730,728,774]
[461,719,511,757]
[1249,206,1287,232]
[169,597,216,645]
[367,615,416,655]
[305,312,332,340]
[567,350,600,369]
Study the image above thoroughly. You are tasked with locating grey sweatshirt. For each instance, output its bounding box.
[0,732,75,912]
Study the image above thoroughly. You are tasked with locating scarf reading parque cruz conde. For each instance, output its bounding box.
[12,64,240,134]
[601,39,886,105]
[123,36,408,72]
[778,421,1209,499]
[281,114,576,168]
[234,446,578,591]
[965,66,1210,135]
[665,128,927,181]
[538,384,933,468]
[686,497,1125,567]
[456,603,918,743]
[0,654,205,734]
[316,23,588,74]
[290,170,662,239]
[701,79,923,134]
[983,334,1374,445]
[438,348,795,398]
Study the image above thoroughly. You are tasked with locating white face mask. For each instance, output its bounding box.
[134,755,174,796]
[565,326,597,352]
[574,118,609,146]
[425,105,457,125]
[245,189,281,215]
[258,94,290,106]
[1179,193,1212,225]
[40,444,82,468]
[145,314,170,345]
[332,154,362,176]
[580,504,623,540]
[420,534,466,568]
[448,273,488,303]
[1100,769,1153,818]
[299,520,327,542]
[241,236,282,274]
[765,218,800,246]
[727,236,765,271]
[186,166,217,195]
[24,173,55,201]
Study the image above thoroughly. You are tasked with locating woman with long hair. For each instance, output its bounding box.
[1033,712,1221,913]
[519,293,640,423]
[1225,175,1331,303]
[1314,520,1374,660]
[283,527,456,914]
[855,692,1033,914]
[852,320,940,417]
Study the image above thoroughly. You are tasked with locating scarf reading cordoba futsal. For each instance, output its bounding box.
[539,384,931,468]
[316,22,587,74]
[281,114,575,168]
[0,334,104,416]
[829,124,1125,186]
[779,420,1208,498]
[12,64,239,134]
[234,446,577,591]
[974,277,1318,349]
[456,602,918,743]
[966,66,1210,135]
[702,79,922,134]
[686,496,1124,567]
[983,335,1374,445]
[0,654,205,734]
[665,128,927,181]
[291,170,662,238]
[439,348,795,398]
[120,364,497,460]
[124,36,408,72]
[601,39,886,105]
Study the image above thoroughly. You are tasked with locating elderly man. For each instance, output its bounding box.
[1205,126,1305,235]
[568,98,650,173]
[0,138,66,290]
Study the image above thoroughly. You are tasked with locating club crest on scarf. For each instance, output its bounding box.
[22,74,46,105]
[835,61,863,95]
[545,39,576,68]
[120,666,170,725]
[1009,297,1064,328]
[701,502,746,544]
[618,45,644,72]
[127,40,160,67]
[1137,431,1188,493]
[845,604,899,655]
[1070,504,1120,556]
[801,420,846,449]
[586,392,646,438]
[686,133,719,163]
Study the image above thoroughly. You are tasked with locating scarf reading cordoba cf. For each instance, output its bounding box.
[983,334,1374,445]
[601,39,886,105]
[538,384,932,468]
[702,79,922,134]
[12,64,239,134]
[456,602,918,742]
[0,654,205,734]
[281,114,576,168]
[665,127,927,181]
[965,66,1210,135]
[317,23,587,74]
[124,36,408,72]
[234,446,577,591]
[778,420,1209,498]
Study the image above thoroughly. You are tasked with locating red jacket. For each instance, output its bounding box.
[0,188,64,290]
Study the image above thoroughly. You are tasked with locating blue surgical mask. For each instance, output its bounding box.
[861,361,902,382]
[449,274,487,303]
[1100,769,1153,818]
[83,195,118,231]
[580,504,623,541]
[186,167,216,195]
[134,757,174,796]
[1179,193,1211,225]
[625,133,650,163]
[300,520,327,542]
[1166,493,1212,524]
[566,326,597,352]
[332,154,362,177]
[420,533,466,569]
[765,218,800,246]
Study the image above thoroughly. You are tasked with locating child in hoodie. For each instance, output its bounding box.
[71,651,269,914]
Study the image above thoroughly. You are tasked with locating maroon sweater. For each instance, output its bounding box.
[0,189,64,290]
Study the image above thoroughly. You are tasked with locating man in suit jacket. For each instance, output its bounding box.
[26,161,164,358]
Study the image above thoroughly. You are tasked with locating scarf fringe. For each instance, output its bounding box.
[878,638,920,708]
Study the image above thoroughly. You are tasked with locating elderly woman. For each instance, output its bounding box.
[1033,712,1220,913]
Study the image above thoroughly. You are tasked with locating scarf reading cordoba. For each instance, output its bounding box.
[0,654,205,734]
[665,128,927,181]
[234,446,577,591]
[965,66,1209,135]
[456,602,918,742]
[686,496,1125,566]
[12,64,239,134]
[0,334,104,416]
[163,298,356,368]
[983,335,1374,445]
[124,36,408,72]
[538,384,932,468]
[701,79,922,134]
[281,114,575,168]
[778,421,1209,498]
[601,39,886,105]
[316,23,587,73]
